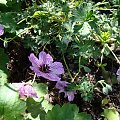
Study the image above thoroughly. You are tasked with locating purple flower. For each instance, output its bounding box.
[116,67,120,81]
[55,81,76,101]
[64,91,76,101]
[0,24,4,36]
[29,51,64,81]
[55,80,68,90]
[14,83,37,98]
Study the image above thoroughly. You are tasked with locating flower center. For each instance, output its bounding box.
[39,64,50,73]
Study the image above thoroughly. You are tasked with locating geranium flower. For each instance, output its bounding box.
[55,80,68,90]
[14,83,38,98]
[55,81,76,101]
[116,67,120,81]
[0,24,4,36]
[29,51,64,81]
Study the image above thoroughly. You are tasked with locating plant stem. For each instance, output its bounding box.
[94,80,105,88]
[72,56,81,82]
[6,26,34,42]
[106,44,120,65]
[32,73,36,84]
[100,47,105,64]
[62,53,73,81]
[0,38,4,42]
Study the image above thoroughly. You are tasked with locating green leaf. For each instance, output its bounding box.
[33,83,48,98]
[56,40,68,53]
[46,103,79,120]
[0,48,9,71]
[80,65,91,73]
[75,112,93,120]
[103,45,110,56]
[102,83,112,95]
[0,12,17,33]
[102,98,109,106]
[73,40,100,59]
[0,84,26,120]
[0,0,7,5]
[102,108,119,120]
[79,22,91,36]
[26,98,46,120]
[63,21,75,33]
[6,0,22,12]
[41,99,53,113]
[102,87,108,95]
[106,84,112,91]
[33,83,53,112]
[0,70,8,85]
[72,2,93,22]
[46,103,93,120]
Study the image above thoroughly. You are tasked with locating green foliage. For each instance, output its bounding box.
[102,108,119,120]
[97,80,112,95]
[46,103,92,120]
[68,77,94,101]
[0,70,8,85]
[0,48,9,85]
[0,48,9,73]
[26,98,46,120]
[78,79,94,101]
[0,12,17,33]
[75,112,93,120]
[0,0,120,119]
[33,83,48,99]
[0,84,26,120]
[72,2,94,23]
[101,98,109,106]
[33,83,53,113]
[0,0,7,5]
[46,103,78,120]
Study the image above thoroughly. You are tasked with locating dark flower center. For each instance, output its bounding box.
[39,64,50,73]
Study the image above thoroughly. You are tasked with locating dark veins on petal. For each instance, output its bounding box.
[39,64,50,73]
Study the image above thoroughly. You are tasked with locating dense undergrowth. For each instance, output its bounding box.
[0,0,120,120]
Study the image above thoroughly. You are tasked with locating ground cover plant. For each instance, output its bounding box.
[0,0,120,119]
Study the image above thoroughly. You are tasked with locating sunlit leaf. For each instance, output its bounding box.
[0,0,7,5]
[0,70,8,85]
[102,108,119,120]
[46,103,93,120]
[0,48,9,71]
[0,84,26,120]
[33,83,48,98]
[26,98,46,120]
[46,103,79,120]
[75,112,93,120]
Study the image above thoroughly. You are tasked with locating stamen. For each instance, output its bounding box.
[39,64,50,73]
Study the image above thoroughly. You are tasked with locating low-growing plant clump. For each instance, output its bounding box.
[0,0,120,120]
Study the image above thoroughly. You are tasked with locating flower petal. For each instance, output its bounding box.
[31,66,60,81]
[38,72,61,81]
[49,62,64,74]
[55,81,68,90]
[45,53,53,65]
[24,84,37,97]
[13,83,37,98]
[30,66,44,77]
[116,67,120,76]
[38,51,47,65]
[0,24,4,36]
[117,75,120,81]
[67,91,76,101]
[64,91,76,101]
[39,51,53,65]
[29,53,41,67]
